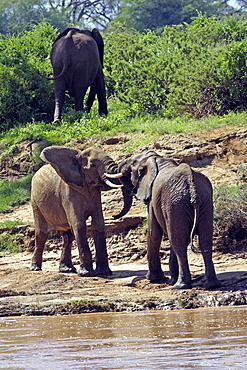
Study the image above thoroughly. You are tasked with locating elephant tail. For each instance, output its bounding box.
[38,65,68,81]
[185,164,200,253]
[190,204,200,253]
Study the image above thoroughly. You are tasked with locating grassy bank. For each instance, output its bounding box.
[1,99,247,149]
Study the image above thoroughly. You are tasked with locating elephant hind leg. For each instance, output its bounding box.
[59,229,77,273]
[53,79,66,122]
[94,68,108,116]
[197,224,221,289]
[169,248,179,285]
[30,207,48,271]
[169,226,192,289]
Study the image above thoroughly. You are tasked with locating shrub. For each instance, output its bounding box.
[213,179,247,252]
[104,16,247,117]
[0,22,56,131]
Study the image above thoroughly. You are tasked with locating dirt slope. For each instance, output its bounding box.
[0,125,247,316]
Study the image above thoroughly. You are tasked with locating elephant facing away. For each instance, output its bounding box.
[118,151,221,290]
[30,146,132,277]
[45,28,108,122]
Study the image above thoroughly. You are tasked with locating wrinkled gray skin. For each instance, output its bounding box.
[46,28,107,122]
[30,146,132,277]
[119,151,221,289]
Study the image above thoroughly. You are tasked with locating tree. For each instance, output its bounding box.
[0,0,120,35]
[114,0,236,32]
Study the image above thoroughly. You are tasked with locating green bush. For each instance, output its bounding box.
[104,16,247,117]
[0,22,56,130]
[213,182,247,252]
[2,16,247,130]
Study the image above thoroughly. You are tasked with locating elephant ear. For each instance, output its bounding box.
[40,146,85,191]
[135,157,158,204]
[91,28,104,67]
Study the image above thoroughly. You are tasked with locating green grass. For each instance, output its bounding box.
[0,232,21,255]
[0,220,26,228]
[1,99,247,151]
[0,220,28,255]
[0,174,32,213]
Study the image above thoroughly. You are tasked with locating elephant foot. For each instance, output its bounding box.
[206,278,221,290]
[59,263,77,274]
[78,266,96,277]
[146,270,164,282]
[30,263,42,271]
[95,266,112,277]
[170,276,178,286]
[172,279,192,289]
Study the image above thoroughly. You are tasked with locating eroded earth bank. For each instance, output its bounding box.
[0,125,247,316]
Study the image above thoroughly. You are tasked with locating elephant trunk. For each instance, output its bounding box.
[113,184,133,219]
[101,157,133,219]
[112,159,135,219]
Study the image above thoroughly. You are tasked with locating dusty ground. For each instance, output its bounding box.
[0,125,247,316]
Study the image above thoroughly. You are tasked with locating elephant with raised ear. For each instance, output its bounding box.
[41,27,107,122]
[30,146,132,277]
[117,151,221,290]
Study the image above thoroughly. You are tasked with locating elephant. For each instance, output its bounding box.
[42,27,108,122]
[117,151,221,290]
[30,146,132,277]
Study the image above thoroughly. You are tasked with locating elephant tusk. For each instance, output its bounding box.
[104,179,123,188]
[104,172,124,179]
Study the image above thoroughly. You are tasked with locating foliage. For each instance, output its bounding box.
[114,0,233,33]
[104,16,247,116]
[0,22,56,130]
[213,177,247,252]
[0,0,119,35]
[1,16,247,130]
[0,174,32,213]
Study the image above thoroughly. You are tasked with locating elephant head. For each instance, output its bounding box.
[117,151,163,205]
[40,146,132,217]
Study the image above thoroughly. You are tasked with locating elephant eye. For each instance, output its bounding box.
[139,167,146,177]
[90,163,96,168]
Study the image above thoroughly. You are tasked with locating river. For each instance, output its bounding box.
[0,306,247,369]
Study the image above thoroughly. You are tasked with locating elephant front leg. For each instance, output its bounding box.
[74,83,87,112]
[30,230,47,271]
[59,230,77,273]
[146,211,164,282]
[74,225,95,277]
[93,229,112,276]
[91,208,112,276]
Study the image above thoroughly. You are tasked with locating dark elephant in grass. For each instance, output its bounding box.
[117,151,221,290]
[30,146,132,277]
[42,28,108,122]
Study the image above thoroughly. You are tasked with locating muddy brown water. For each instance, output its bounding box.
[1,306,247,369]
